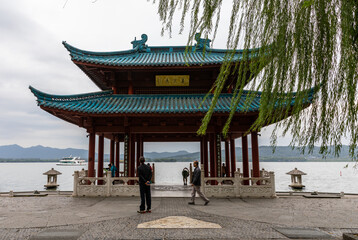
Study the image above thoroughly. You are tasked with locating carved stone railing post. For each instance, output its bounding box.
[234,171,241,197]
[269,171,276,197]
[106,173,111,197]
[73,171,79,197]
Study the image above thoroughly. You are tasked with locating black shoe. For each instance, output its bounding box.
[146,209,151,213]
[137,210,146,214]
[204,201,210,206]
[188,202,195,205]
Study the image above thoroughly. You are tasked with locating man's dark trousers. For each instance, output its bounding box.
[140,184,151,211]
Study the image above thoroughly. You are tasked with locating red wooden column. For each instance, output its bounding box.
[200,138,204,165]
[110,139,115,165]
[230,138,236,177]
[111,72,117,94]
[115,140,120,177]
[88,132,95,177]
[128,72,133,94]
[136,135,142,176]
[203,136,209,177]
[139,136,144,157]
[97,134,104,184]
[242,135,249,185]
[251,131,260,184]
[225,139,230,177]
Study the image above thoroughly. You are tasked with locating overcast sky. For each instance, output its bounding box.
[0,0,299,153]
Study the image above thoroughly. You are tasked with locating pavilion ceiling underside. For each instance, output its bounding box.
[44,112,257,136]
[78,65,108,90]
[102,133,214,142]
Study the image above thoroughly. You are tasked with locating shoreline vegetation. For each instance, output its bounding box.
[0,157,353,163]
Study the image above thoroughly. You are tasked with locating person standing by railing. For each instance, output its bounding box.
[137,156,152,213]
[109,163,117,178]
[221,163,227,177]
[182,167,189,185]
[188,160,210,206]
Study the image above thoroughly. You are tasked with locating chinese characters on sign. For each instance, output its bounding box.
[216,134,222,177]
[124,134,129,177]
[155,75,190,86]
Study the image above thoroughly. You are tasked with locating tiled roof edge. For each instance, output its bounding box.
[62,41,139,57]
[62,41,258,57]
[29,86,113,102]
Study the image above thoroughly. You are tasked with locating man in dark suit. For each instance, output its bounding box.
[137,156,152,213]
[188,160,209,205]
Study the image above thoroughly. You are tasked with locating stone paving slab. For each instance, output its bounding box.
[29,229,84,240]
[275,227,334,239]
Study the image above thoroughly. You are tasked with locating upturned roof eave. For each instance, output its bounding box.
[62,41,139,57]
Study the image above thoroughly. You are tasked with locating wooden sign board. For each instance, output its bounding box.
[155,75,189,86]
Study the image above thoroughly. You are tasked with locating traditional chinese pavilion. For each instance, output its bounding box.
[30,34,314,184]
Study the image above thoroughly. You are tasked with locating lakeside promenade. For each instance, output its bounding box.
[0,191,357,239]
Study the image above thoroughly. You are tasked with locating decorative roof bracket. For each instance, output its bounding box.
[131,34,148,52]
[194,33,211,51]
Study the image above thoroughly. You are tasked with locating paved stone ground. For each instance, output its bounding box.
[0,198,285,239]
[0,194,358,239]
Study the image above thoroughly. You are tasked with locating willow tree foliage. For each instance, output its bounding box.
[154,0,358,158]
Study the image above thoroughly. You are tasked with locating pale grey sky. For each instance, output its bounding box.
[0,0,299,153]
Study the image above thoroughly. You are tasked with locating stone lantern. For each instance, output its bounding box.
[286,168,306,189]
[43,168,62,189]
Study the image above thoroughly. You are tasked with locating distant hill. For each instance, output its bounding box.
[148,146,353,162]
[144,151,190,160]
[0,144,90,160]
[0,144,353,162]
[0,144,192,161]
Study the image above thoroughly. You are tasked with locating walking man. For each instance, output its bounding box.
[188,160,209,205]
[137,156,152,213]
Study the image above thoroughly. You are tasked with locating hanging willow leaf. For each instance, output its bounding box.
[155,0,358,159]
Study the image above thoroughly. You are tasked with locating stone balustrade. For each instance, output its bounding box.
[73,171,139,197]
[201,168,276,198]
[73,167,276,198]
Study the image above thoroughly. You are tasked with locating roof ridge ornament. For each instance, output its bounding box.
[194,33,211,51]
[131,34,148,51]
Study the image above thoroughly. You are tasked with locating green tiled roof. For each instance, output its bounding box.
[63,33,255,67]
[29,86,314,115]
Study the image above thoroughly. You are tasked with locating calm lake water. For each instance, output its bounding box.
[0,162,357,193]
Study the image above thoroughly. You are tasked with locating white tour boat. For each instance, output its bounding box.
[56,156,87,166]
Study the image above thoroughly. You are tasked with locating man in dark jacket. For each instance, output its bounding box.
[188,160,209,205]
[137,156,152,213]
